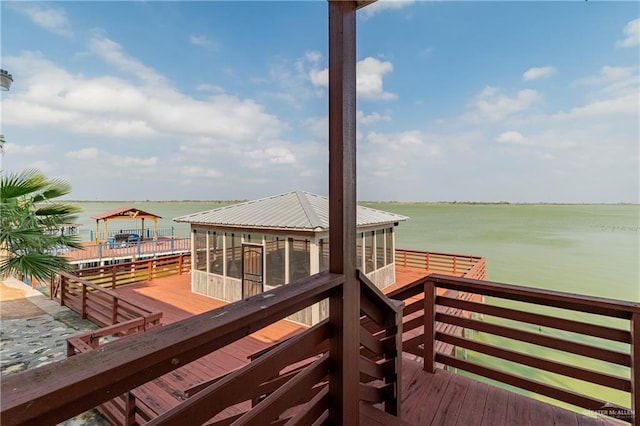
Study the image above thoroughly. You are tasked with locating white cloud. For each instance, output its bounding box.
[572,66,638,98]
[357,57,397,101]
[305,51,322,64]
[246,147,296,167]
[301,117,327,140]
[65,148,100,160]
[309,68,328,88]
[367,130,441,156]
[3,143,51,155]
[496,131,527,145]
[190,35,219,50]
[358,111,392,125]
[553,93,638,121]
[306,56,397,101]
[465,87,541,122]
[88,36,167,85]
[616,18,639,48]
[359,0,416,19]
[115,155,158,168]
[523,66,556,81]
[65,148,157,170]
[3,47,287,146]
[16,4,72,37]
[181,166,221,178]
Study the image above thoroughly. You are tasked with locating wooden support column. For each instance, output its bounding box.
[328,1,359,424]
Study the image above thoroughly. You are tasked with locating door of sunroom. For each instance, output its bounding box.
[242,244,264,298]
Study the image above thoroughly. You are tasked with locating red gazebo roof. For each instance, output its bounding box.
[91,207,162,221]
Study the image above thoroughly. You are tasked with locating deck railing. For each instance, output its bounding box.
[54,271,163,330]
[1,269,403,425]
[60,237,191,264]
[390,273,639,425]
[149,271,402,425]
[52,253,190,294]
[395,248,486,280]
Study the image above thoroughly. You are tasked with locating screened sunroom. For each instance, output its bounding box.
[174,191,408,325]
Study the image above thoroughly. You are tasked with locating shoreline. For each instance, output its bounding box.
[62,200,640,206]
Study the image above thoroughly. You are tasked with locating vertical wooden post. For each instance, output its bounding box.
[111,265,117,289]
[328,1,359,424]
[148,260,153,281]
[178,254,183,275]
[425,252,430,271]
[631,312,639,426]
[60,276,66,307]
[81,285,87,319]
[125,392,136,426]
[423,279,436,372]
[385,300,404,417]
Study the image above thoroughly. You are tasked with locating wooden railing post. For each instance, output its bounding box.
[632,311,639,426]
[147,260,153,282]
[328,0,359,423]
[425,251,430,271]
[60,276,66,307]
[111,265,117,289]
[178,254,183,275]
[453,256,457,275]
[423,278,435,372]
[81,284,87,319]
[387,301,404,417]
[125,392,136,426]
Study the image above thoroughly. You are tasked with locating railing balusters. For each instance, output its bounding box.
[417,274,638,424]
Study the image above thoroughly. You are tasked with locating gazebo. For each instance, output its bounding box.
[91,207,162,244]
[174,191,408,325]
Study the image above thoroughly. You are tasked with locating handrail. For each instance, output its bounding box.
[60,237,191,263]
[1,271,344,425]
[357,270,404,416]
[228,269,405,420]
[420,274,639,425]
[149,320,331,425]
[55,253,190,293]
[394,248,486,279]
[56,271,162,329]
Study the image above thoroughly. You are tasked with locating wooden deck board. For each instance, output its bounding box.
[454,378,489,426]
[398,358,606,426]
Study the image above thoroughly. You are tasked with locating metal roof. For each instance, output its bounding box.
[174,191,408,232]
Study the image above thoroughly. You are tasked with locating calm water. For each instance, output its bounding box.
[70,201,639,408]
[72,201,639,302]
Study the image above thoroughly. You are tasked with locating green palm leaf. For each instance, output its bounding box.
[1,168,83,282]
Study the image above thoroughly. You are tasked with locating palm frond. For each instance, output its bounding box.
[0,252,73,282]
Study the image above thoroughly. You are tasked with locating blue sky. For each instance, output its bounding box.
[1,1,638,203]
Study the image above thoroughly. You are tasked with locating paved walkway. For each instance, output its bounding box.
[0,277,108,425]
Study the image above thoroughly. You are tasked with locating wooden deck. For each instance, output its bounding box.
[378,358,610,426]
[102,273,613,425]
[109,275,305,422]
